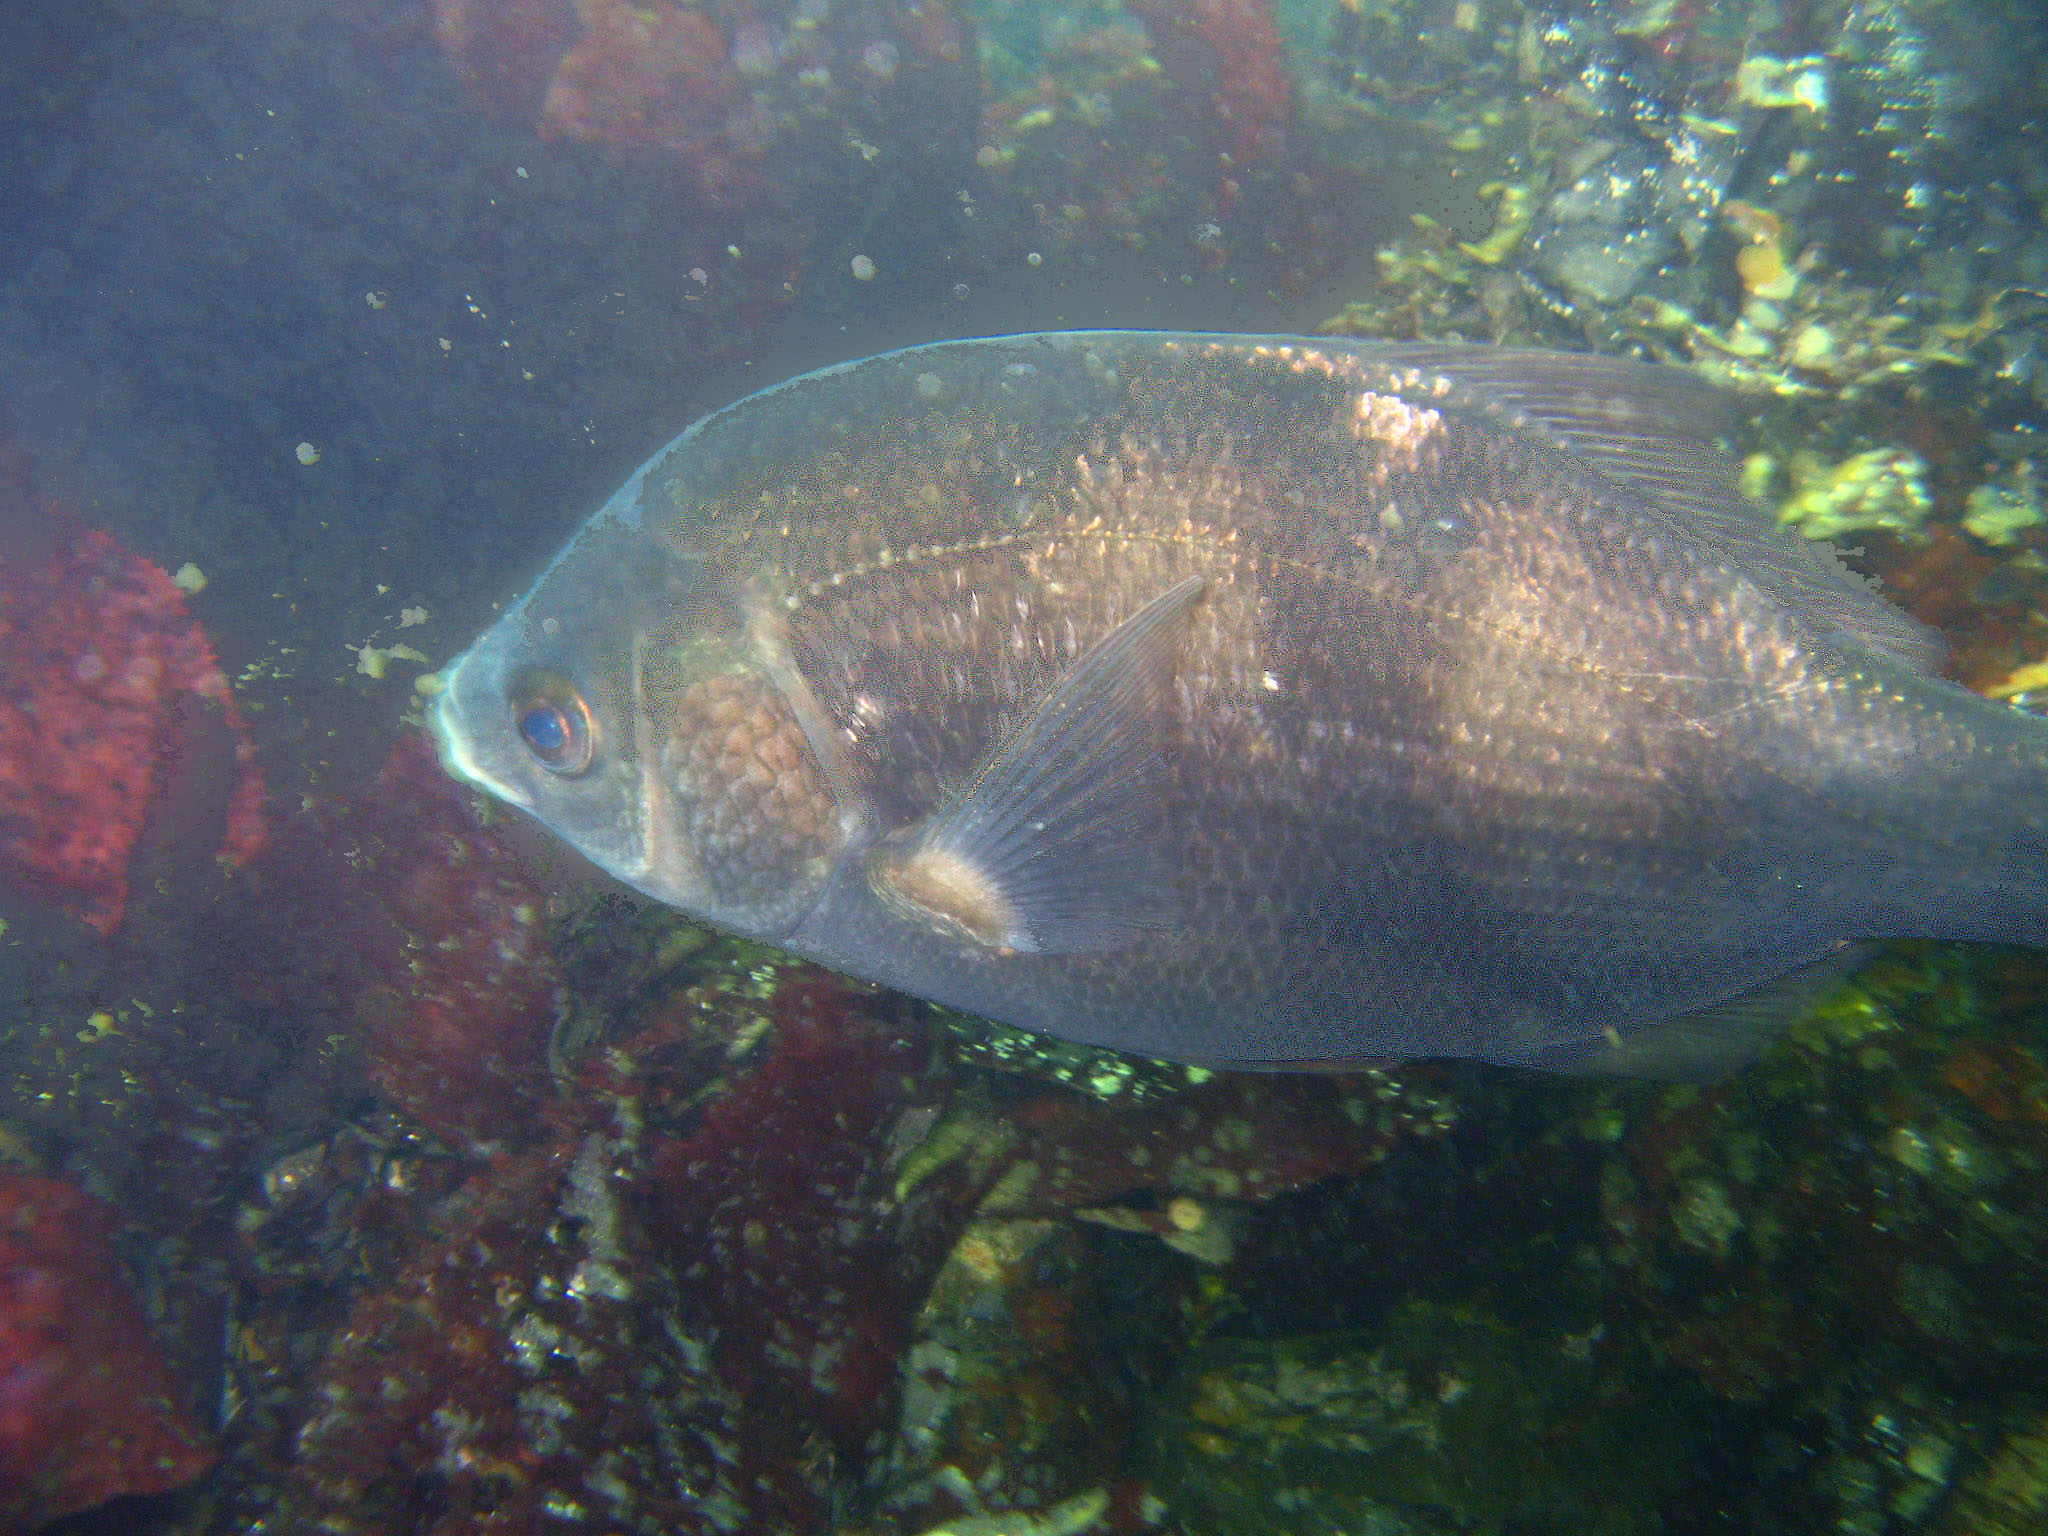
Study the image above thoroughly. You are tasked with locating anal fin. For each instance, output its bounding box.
[1551,945,1876,1081]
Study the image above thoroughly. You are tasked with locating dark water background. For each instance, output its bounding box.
[0,0,1390,770]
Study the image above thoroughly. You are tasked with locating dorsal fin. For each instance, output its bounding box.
[1359,343,1941,673]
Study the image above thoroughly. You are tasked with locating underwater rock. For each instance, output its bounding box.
[1146,1300,1708,1536]
[1825,0,2016,258]
[0,1173,214,1531]
[1530,141,1679,307]
[873,1060,1454,1527]
[1933,1409,2048,1536]
[877,1218,1114,1528]
[1590,946,2048,1520]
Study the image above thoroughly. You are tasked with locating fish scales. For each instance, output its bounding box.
[433,332,2048,1074]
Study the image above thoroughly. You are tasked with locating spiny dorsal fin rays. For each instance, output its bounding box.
[1367,343,1939,671]
[867,574,1206,953]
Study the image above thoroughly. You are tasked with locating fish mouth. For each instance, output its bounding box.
[426,648,534,812]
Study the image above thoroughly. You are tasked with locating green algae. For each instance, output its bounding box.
[1776,448,1935,541]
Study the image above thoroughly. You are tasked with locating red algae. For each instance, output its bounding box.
[263,970,956,1535]
[432,0,979,205]
[1128,0,1291,166]
[0,524,265,935]
[1008,1073,1418,1214]
[541,1,742,160]
[275,1131,738,1536]
[645,972,939,1457]
[1940,1040,2048,1126]
[344,735,562,1151]
[0,1174,214,1532]
[430,0,579,119]
[1856,524,2046,693]
[429,0,756,201]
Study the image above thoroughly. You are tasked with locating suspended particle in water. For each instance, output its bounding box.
[862,41,899,79]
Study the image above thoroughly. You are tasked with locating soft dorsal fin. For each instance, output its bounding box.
[1361,343,1941,672]
[866,575,1204,954]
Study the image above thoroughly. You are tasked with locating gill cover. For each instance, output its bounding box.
[431,491,849,936]
[654,630,849,934]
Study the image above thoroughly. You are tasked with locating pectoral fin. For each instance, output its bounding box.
[869,575,1204,954]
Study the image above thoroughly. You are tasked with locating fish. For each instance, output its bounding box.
[430,330,2048,1076]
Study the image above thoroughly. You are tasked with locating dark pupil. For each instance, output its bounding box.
[520,705,570,757]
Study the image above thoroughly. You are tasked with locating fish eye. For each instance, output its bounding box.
[509,673,596,775]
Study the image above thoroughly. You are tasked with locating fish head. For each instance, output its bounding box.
[431,499,852,938]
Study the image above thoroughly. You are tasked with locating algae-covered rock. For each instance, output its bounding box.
[1962,461,2043,548]
[1932,1410,2048,1536]
[1147,1302,1712,1536]
[1777,448,1933,541]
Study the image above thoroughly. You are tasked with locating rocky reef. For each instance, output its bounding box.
[2,0,2047,1532]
